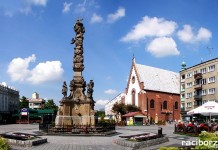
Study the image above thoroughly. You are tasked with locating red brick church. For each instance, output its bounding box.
[124,58,180,124]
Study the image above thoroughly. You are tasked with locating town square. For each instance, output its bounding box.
[1,0,218,149]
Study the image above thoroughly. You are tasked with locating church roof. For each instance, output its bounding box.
[135,63,180,94]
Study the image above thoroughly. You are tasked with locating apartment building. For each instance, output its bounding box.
[180,58,218,113]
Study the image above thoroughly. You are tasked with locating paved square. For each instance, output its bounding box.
[0,123,197,150]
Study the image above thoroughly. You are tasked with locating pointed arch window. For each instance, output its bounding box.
[163,101,167,109]
[132,76,135,84]
[150,99,154,108]
[132,89,135,105]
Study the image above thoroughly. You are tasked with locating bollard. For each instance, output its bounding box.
[158,127,162,136]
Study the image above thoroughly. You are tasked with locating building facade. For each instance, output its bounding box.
[0,82,19,123]
[28,92,45,110]
[180,58,218,114]
[105,93,125,116]
[125,58,180,123]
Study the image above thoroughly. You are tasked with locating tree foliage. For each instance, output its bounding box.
[126,104,141,112]
[95,110,105,121]
[44,99,58,114]
[112,102,127,115]
[19,96,29,109]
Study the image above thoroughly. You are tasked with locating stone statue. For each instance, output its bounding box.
[62,81,68,97]
[87,80,94,99]
[71,19,85,71]
[69,79,75,98]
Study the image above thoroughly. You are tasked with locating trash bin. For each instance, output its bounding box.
[158,127,162,136]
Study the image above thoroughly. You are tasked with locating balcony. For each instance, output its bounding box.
[194,95,202,100]
[194,73,202,79]
[180,98,185,102]
[194,84,202,90]
[181,88,185,92]
[180,107,185,111]
[194,101,202,107]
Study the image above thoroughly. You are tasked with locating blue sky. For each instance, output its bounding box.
[0,0,217,110]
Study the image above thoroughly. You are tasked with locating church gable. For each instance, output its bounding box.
[125,59,142,105]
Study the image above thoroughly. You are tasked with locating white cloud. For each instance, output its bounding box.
[75,0,86,13]
[96,99,109,106]
[196,27,212,42]
[7,54,64,84]
[107,7,125,23]
[7,54,36,81]
[121,16,177,42]
[62,2,73,13]
[104,89,118,95]
[27,61,64,84]
[177,25,212,43]
[19,0,48,15]
[90,13,103,23]
[147,37,180,57]
[177,25,193,42]
[27,0,48,6]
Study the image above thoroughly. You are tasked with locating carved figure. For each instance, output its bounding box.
[69,80,75,98]
[62,81,68,97]
[87,80,94,99]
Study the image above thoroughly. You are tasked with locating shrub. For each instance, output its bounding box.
[0,137,9,150]
[196,131,218,149]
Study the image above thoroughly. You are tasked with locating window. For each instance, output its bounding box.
[201,78,207,85]
[186,92,192,98]
[163,101,167,109]
[200,68,206,74]
[175,102,178,109]
[186,82,192,88]
[208,88,215,94]
[132,90,135,105]
[150,99,154,108]
[181,94,185,98]
[132,76,135,84]
[208,65,215,72]
[186,102,192,108]
[186,73,192,78]
[202,89,207,96]
[208,76,215,83]
[194,70,198,75]
[181,74,185,80]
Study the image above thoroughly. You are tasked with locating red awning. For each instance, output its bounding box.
[122,111,146,117]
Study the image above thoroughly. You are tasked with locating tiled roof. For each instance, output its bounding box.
[122,111,146,117]
[135,63,180,94]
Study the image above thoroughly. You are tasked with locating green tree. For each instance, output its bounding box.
[44,99,58,114]
[19,96,29,109]
[95,110,105,121]
[112,102,126,122]
[126,104,141,112]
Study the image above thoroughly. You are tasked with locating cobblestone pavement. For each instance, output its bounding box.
[0,123,197,150]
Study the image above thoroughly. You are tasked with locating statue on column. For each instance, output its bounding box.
[62,81,68,98]
[71,19,85,71]
[69,79,75,98]
[87,80,94,99]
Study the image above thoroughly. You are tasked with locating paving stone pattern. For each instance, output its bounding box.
[0,124,197,150]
